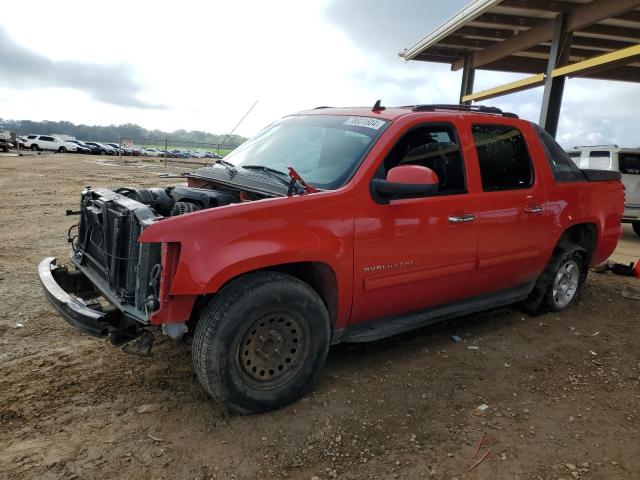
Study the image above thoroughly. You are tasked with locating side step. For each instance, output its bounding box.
[342,283,534,343]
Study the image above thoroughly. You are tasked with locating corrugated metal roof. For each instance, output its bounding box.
[401,0,640,83]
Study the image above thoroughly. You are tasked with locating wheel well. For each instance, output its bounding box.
[557,223,598,263]
[263,262,338,325]
[187,262,339,333]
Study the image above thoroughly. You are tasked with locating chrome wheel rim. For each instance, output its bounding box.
[552,259,580,308]
[236,310,309,390]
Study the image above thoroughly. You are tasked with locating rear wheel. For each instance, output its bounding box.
[100,149,106,155]
[31,144,39,151]
[192,271,331,413]
[633,222,640,237]
[58,146,67,153]
[523,243,586,314]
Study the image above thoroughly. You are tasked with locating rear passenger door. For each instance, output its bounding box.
[39,136,57,151]
[467,123,551,296]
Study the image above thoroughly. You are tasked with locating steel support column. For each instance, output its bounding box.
[539,13,572,137]
[459,56,475,105]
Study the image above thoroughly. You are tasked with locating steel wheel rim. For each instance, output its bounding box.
[552,259,579,308]
[236,309,309,390]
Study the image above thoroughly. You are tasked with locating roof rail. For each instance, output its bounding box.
[409,104,519,119]
[313,106,333,109]
[572,144,619,149]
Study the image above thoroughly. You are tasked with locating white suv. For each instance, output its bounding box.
[23,135,78,153]
[568,145,640,237]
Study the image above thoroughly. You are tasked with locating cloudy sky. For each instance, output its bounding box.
[1,0,639,147]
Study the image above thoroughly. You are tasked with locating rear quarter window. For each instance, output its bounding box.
[619,153,640,175]
[534,125,586,182]
[588,151,611,170]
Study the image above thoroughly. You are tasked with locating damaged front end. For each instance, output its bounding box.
[38,184,240,355]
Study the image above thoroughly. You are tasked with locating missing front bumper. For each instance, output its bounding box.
[38,257,111,337]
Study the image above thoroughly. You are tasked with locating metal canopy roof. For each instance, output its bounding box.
[401,0,640,84]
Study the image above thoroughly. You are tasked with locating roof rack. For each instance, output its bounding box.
[313,106,333,109]
[572,144,619,149]
[409,104,519,119]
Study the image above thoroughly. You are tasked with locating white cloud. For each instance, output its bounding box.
[1,0,639,146]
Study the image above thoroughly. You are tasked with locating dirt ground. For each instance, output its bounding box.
[1,154,639,480]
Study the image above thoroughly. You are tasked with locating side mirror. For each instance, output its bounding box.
[371,165,439,204]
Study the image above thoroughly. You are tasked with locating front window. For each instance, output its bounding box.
[224,115,389,189]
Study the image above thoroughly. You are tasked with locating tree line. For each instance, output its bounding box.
[0,118,247,148]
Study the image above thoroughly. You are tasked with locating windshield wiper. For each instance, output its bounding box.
[241,165,302,192]
[214,159,237,177]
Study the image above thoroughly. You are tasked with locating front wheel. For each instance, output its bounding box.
[192,271,331,413]
[58,146,67,153]
[633,222,640,237]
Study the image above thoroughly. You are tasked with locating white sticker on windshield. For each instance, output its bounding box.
[343,117,386,130]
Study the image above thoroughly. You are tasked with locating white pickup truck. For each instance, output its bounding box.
[568,145,640,237]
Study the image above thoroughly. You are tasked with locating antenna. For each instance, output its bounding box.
[372,99,385,112]
[218,100,258,150]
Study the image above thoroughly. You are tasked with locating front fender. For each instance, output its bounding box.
[139,187,355,308]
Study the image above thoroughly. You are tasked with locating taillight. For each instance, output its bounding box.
[159,242,181,301]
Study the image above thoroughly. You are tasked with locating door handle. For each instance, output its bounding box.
[524,205,543,214]
[448,214,475,223]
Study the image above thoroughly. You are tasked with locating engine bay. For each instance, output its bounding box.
[114,185,243,217]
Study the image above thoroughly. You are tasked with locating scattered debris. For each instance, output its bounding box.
[467,346,480,350]
[472,404,490,416]
[589,350,597,356]
[14,322,23,328]
[591,331,600,336]
[136,404,161,414]
[451,335,463,342]
[148,433,164,442]
[473,432,486,459]
[468,449,491,472]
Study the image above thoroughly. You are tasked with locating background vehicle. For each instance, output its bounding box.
[23,135,77,153]
[66,140,93,154]
[84,142,116,155]
[39,105,624,414]
[143,148,163,157]
[0,131,10,152]
[568,145,640,236]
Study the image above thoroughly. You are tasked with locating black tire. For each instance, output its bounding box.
[100,149,106,155]
[192,271,331,413]
[58,146,67,153]
[633,222,640,237]
[31,144,39,151]
[522,242,586,315]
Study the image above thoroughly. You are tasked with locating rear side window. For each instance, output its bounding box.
[619,153,640,175]
[534,125,586,182]
[588,151,611,170]
[472,124,533,191]
[40,136,54,142]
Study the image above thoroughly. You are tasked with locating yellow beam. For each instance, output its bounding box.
[462,44,640,103]
[462,74,545,103]
[551,44,640,78]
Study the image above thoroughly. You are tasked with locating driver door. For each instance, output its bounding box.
[351,121,479,324]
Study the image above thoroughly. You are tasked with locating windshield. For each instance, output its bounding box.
[224,115,389,189]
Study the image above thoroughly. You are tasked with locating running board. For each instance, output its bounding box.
[341,283,534,343]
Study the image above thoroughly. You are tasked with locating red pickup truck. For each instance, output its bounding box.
[39,104,624,413]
